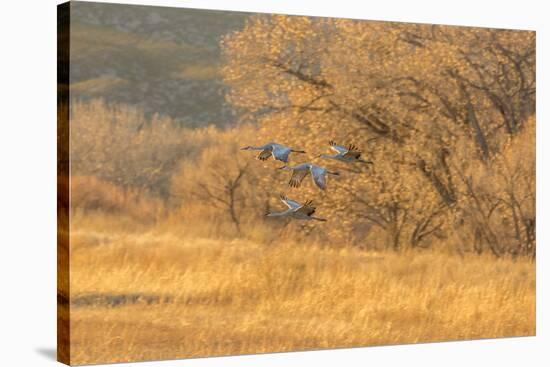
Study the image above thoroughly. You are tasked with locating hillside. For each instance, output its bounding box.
[70,1,249,127]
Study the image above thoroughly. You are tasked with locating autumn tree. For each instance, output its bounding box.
[221,15,535,253]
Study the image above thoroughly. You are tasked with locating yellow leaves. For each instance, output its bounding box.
[215,14,536,250]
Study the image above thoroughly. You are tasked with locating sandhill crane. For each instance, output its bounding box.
[318,140,373,164]
[278,163,339,190]
[266,195,327,221]
[240,142,306,163]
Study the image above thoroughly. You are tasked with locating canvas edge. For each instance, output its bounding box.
[57,1,71,365]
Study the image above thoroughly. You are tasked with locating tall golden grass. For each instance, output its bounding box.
[68,214,535,365]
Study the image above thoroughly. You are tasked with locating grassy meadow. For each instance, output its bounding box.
[67,212,535,365]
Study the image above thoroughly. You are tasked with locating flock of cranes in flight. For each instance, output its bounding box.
[240,141,373,222]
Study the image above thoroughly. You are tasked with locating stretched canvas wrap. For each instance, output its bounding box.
[57,1,536,365]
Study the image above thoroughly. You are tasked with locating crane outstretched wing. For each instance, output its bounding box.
[294,200,316,216]
[288,169,309,188]
[329,140,348,154]
[272,145,291,163]
[279,195,301,209]
[343,150,361,159]
[256,149,272,161]
[310,166,327,190]
[341,143,360,158]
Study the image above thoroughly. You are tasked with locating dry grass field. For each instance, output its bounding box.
[68,214,535,365]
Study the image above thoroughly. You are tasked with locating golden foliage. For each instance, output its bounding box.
[221,16,535,255]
